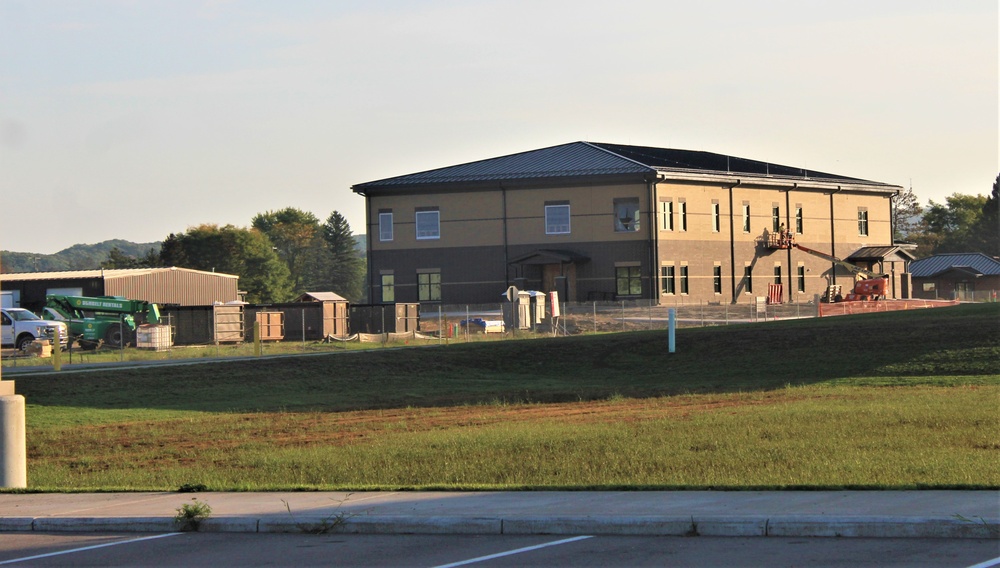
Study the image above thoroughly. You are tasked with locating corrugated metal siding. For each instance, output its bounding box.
[105,269,238,306]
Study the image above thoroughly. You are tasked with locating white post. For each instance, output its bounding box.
[668,308,676,354]
[0,387,27,488]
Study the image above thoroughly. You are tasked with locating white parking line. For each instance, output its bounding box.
[431,535,594,568]
[967,556,1000,568]
[0,532,183,565]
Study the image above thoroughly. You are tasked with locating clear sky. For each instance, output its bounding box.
[1,0,996,254]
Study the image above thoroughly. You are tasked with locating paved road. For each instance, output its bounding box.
[1,533,998,567]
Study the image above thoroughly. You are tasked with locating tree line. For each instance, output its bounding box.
[102,208,365,304]
[891,173,999,258]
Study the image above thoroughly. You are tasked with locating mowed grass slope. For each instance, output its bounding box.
[13,303,1000,491]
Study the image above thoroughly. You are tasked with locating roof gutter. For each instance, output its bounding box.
[728,179,742,303]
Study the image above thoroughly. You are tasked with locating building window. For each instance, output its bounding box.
[774,265,782,285]
[614,198,641,232]
[545,204,571,235]
[742,204,751,233]
[713,266,722,294]
[380,274,395,303]
[415,210,440,240]
[772,205,781,232]
[680,266,689,294]
[922,282,936,292]
[858,208,869,236]
[418,271,441,302]
[712,202,720,232]
[616,266,642,296]
[795,206,803,234]
[660,201,674,231]
[379,212,393,242]
[797,266,806,292]
[661,265,675,295]
[678,201,687,232]
[744,266,753,294]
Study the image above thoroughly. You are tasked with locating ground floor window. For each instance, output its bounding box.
[661,265,675,295]
[774,265,782,285]
[616,266,642,296]
[680,266,689,294]
[744,266,753,294]
[418,271,441,302]
[713,266,722,294]
[797,266,806,292]
[380,273,395,303]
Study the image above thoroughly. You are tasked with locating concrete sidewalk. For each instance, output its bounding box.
[1,491,997,538]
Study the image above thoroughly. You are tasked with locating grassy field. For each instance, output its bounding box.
[9,303,1000,491]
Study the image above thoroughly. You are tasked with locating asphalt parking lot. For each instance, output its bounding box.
[1,533,998,568]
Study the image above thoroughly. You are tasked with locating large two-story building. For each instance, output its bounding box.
[352,142,911,305]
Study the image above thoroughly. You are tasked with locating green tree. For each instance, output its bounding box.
[891,185,923,241]
[159,224,292,303]
[101,246,159,269]
[251,208,322,294]
[317,210,365,301]
[970,173,999,257]
[915,193,988,255]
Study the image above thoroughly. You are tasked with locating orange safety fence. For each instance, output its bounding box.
[818,299,960,317]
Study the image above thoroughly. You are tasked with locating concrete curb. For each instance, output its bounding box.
[4,515,996,538]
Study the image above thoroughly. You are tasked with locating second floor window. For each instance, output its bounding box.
[679,201,687,232]
[742,204,751,233]
[545,204,571,234]
[415,210,440,240]
[614,198,641,232]
[378,212,393,242]
[712,203,720,232]
[858,209,869,236]
[795,206,803,234]
[772,206,781,232]
[660,201,674,231]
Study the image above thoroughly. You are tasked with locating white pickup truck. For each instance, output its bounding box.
[1,308,69,351]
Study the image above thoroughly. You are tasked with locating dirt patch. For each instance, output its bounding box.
[54,391,838,456]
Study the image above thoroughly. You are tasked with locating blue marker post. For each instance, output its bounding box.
[668,308,676,354]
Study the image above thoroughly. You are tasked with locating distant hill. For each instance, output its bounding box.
[2,236,367,274]
[1,240,161,273]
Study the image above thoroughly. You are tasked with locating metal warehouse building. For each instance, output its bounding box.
[1,267,240,311]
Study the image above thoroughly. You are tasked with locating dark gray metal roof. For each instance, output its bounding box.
[353,142,652,191]
[908,253,1000,278]
[352,141,897,193]
[847,246,917,262]
[508,249,590,265]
